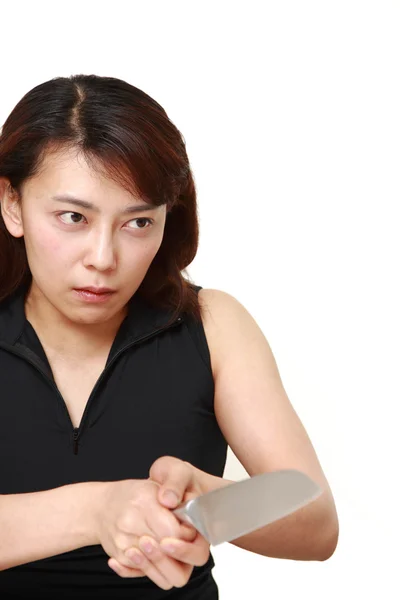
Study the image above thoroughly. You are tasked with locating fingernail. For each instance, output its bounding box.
[162,490,179,505]
[139,539,155,554]
[126,550,143,565]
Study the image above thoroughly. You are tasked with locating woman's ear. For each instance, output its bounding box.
[0,178,24,238]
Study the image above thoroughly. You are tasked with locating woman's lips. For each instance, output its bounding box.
[73,288,115,303]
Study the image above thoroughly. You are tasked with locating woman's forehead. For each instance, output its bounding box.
[24,149,137,202]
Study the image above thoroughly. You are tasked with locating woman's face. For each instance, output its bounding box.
[2,148,167,325]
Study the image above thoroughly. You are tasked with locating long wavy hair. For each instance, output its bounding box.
[0,74,202,323]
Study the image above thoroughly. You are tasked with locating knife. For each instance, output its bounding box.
[173,469,322,546]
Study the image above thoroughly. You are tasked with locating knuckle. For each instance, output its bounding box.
[154,513,181,539]
[114,532,130,552]
[177,460,192,481]
[149,455,170,476]
[151,455,185,479]
[116,511,135,533]
[133,483,157,507]
[182,460,193,474]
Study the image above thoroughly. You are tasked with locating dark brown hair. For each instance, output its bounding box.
[0,74,202,323]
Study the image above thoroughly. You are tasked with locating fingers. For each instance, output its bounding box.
[159,533,210,567]
[177,522,198,543]
[108,553,173,590]
[137,536,194,588]
[144,498,197,543]
[110,538,194,589]
[108,558,142,578]
[149,456,194,508]
[109,533,209,588]
[144,504,191,542]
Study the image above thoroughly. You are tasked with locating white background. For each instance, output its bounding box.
[1,1,399,598]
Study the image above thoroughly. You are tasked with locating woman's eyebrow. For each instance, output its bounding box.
[50,194,158,214]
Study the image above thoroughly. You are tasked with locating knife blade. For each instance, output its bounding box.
[173,469,322,546]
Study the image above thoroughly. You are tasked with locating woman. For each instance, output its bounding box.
[0,74,338,598]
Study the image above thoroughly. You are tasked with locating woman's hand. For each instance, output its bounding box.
[94,474,197,590]
[107,456,211,589]
[108,530,210,587]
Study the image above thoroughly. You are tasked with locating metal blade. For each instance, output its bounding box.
[173,469,322,546]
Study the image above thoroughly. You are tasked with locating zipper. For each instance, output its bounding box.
[73,428,79,455]
[0,315,183,455]
[73,316,184,453]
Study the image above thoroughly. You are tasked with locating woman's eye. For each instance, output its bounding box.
[127,218,153,230]
[59,212,85,224]
[57,214,152,229]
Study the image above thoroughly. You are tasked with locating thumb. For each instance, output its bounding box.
[149,456,194,508]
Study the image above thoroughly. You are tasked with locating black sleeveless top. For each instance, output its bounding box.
[0,285,228,598]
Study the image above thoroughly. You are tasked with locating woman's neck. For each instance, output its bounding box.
[24,284,127,361]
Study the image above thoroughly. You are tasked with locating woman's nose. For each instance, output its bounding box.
[83,230,117,271]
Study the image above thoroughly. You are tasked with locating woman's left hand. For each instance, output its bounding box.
[108,456,211,586]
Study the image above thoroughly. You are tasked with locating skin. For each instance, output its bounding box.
[1,147,167,359]
[0,146,339,589]
[0,148,208,588]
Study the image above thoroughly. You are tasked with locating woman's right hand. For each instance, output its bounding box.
[94,478,198,589]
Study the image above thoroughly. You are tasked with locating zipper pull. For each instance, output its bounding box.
[73,428,79,455]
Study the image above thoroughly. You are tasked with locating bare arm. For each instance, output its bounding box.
[0,481,103,571]
[196,469,337,561]
[0,476,202,592]
[199,288,339,561]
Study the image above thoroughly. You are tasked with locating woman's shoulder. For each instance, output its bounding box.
[197,288,259,378]
[198,287,250,322]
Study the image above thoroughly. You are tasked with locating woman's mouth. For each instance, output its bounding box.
[73,288,116,303]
